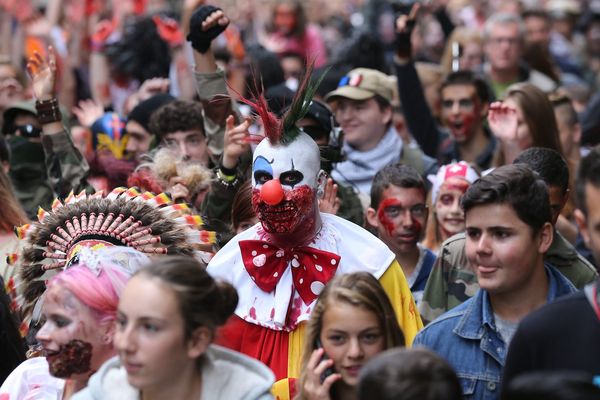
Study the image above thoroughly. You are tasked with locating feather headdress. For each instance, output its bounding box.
[11,187,216,329]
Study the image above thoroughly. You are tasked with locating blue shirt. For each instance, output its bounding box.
[413,264,577,400]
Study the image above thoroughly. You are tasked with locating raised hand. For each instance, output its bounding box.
[72,99,105,128]
[222,115,251,169]
[394,3,420,59]
[137,78,170,101]
[318,178,340,215]
[168,176,191,204]
[201,8,229,32]
[187,5,229,53]
[26,46,57,101]
[488,101,519,142]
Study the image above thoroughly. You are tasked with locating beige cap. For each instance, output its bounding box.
[325,68,395,104]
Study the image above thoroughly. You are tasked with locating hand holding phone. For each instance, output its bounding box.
[315,338,336,384]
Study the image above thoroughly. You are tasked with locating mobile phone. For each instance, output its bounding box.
[451,42,463,72]
[315,338,335,383]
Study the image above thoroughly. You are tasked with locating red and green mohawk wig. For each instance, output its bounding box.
[237,61,328,145]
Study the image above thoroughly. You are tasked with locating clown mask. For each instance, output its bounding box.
[251,132,324,244]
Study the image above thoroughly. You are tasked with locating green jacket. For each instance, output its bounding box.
[42,130,94,199]
[418,230,598,325]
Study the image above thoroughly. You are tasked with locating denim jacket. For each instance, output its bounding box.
[413,264,577,400]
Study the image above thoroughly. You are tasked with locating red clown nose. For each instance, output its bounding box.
[260,179,284,205]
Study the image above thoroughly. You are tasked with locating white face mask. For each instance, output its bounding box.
[251,132,323,238]
[252,132,321,190]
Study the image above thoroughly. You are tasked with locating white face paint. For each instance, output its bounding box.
[251,132,323,242]
[252,132,321,190]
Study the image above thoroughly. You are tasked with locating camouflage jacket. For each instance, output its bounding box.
[419,230,599,325]
[42,130,95,199]
[335,182,364,227]
[194,68,239,164]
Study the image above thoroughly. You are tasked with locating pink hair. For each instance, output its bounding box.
[47,263,128,325]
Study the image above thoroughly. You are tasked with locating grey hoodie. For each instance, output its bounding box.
[73,345,275,400]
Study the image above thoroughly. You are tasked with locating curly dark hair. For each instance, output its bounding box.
[149,100,205,139]
[104,15,171,83]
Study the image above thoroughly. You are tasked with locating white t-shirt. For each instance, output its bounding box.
[0,357,64,400]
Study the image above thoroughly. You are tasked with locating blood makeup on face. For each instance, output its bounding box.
[47,339,93,378]
[442,180,470,194]
[459,111,477,141]
[376,198,423,238]
[252,185,317,245]
[436,179,470,238]
[38,286,98,379]
[377,198,399,235]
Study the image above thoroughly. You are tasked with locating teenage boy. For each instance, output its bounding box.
[367,163,435,304]
[419,148,597,324]
[502,148,600,390]
[413,164,577,399]
[325,67,437,198]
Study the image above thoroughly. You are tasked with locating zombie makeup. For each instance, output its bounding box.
[430,162,479,241]
[251,133,322,246]
[374,186,427,254]
[435,178,470,239]
[441,85,483,143]
[47,339,93,378]
[36,285,104,379]
[377,198,400,236]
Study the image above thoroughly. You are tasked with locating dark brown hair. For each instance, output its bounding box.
[149,100,205,140]
[505,83,563,154]
[231,180,256,232]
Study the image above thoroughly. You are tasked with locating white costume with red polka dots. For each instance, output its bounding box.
[207,213,395,331]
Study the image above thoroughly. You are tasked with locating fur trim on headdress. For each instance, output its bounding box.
[13,187,216,328]
[129,147,214,198]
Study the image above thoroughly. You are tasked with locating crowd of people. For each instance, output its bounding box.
[0,0,599,399]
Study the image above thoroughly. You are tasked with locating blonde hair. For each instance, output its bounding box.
[295,272,404,400]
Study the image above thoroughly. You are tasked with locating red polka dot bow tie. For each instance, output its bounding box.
[239,240,341,305]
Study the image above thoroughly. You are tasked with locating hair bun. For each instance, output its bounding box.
[214,281,238,325]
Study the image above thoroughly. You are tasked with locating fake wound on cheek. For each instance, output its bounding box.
[377,198,401,235]
[48,339,93,378]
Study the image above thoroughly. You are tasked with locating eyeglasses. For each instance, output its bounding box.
[382,204,428,219]
[488,36,520,46]
[14,124,42,138]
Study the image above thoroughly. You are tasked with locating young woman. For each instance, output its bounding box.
[295,272,405,400]
[489,82,564,165]
[0,164,28,282]
[0,254,135,399]
[422,161,479,253]
[75,257,274,400]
